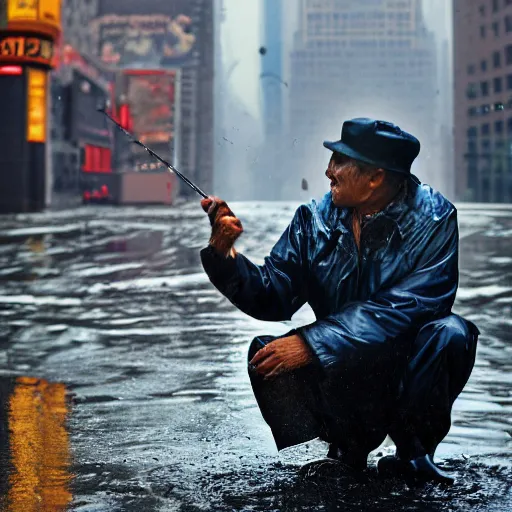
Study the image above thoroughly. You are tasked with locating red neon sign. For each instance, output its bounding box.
[0,65,22,75]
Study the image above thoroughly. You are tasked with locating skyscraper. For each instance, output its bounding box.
[453,0,512,203]
[287,0,440,199]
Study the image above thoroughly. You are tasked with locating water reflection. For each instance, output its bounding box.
[0,377,72,512]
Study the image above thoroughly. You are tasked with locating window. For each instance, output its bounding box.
[468,64,476,75]
[481,123,490,135]
[481,81,489,96]
[494,76,503,92]
[482,104,491,115]
[495,120,504,133]
[507,74,512,89]
[493,0,500,12]
[467,126,478,137]
[506,15,512,32]
[467,83,479,98]
[506,44,512,64]
[480,5,486,16]
[481,59,488,72]
[469,106,478,117]
[507,117,512,133]
[493,21,500,36]
[480,25,487,38]
[494,51,502,68]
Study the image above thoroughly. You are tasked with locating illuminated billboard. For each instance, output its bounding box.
[90,6,196,69]
[124,71,177,168]
[27,67,47,143]
[5,0,61,39]
[0,34,54,67]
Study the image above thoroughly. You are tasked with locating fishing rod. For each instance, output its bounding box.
[98,107,208,199]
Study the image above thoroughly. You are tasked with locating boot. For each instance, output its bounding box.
[377,454,454,485]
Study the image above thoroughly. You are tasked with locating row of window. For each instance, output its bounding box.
[466,74,512,97]
[467,118,512,136]
[479,0,512,17]
[467,44,512,75]
[468,138,509,151]
[307,11,411,22]
[468,101,508,116]
[479,14,512,38]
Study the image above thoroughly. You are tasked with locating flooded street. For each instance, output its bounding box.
[0,201,510,511]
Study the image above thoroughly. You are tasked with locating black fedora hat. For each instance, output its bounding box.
[324,118,421,181]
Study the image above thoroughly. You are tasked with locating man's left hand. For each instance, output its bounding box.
[249,334,313,379]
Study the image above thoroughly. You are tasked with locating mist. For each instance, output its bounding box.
[215,0,454,201]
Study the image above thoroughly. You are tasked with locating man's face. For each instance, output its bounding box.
[325,153,376,208]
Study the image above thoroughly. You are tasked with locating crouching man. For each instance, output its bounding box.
[200,118,479,484]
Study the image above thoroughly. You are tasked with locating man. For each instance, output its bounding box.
[200,118,479,483]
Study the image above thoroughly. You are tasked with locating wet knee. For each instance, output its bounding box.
[431,315,474,353]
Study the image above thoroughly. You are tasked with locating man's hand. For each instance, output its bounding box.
[201,196,243,258]
[249,334,313,379]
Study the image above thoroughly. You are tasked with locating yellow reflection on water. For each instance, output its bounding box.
[7,376,72,512]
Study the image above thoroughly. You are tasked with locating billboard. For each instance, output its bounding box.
[4,0,61,39]
[90,11,196,69]
[27,67,47,142]
[0,34,54,67]
[124,71,177,168]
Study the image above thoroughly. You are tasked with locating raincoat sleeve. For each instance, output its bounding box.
[200,206,310,321]
[297,210,459,370]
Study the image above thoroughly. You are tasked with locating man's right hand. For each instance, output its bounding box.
[201,196,243,258]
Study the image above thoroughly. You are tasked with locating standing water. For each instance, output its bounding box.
[0,202,510,511]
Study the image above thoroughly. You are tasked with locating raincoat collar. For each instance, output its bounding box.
[329,174,419,239]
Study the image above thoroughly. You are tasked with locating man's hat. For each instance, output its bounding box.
[323,118,421,179]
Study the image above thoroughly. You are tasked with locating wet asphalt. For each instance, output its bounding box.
[0,200,510,511]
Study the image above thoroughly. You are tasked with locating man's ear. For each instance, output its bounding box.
[369,168,386,189]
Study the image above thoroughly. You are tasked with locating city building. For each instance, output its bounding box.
[0,1,62,213]
[91,0,214,200]
[50,0,120,207]
[287,0,440,200]
[453,0,512,203]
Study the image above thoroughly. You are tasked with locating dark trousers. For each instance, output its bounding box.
[248,314,479,459]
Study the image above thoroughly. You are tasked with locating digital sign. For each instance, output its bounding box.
[27,67,47,143]
[90,13,196,69]
[6,0,62,39]
[125,71,176,167]
[0,34,54,67]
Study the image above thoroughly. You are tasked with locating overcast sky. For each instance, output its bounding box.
[221,0,453,120]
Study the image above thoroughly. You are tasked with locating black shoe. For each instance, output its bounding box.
[377,454,454,485]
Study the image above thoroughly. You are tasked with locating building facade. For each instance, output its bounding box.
[287,0,440,200]
[91,0,214,199]
[453,0,512,203]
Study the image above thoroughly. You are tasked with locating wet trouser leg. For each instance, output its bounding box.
[248,333,393,460]
[248,334,326,451]
[389,313,479,459]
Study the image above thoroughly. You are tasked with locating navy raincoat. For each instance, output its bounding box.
[201,179,478,457]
